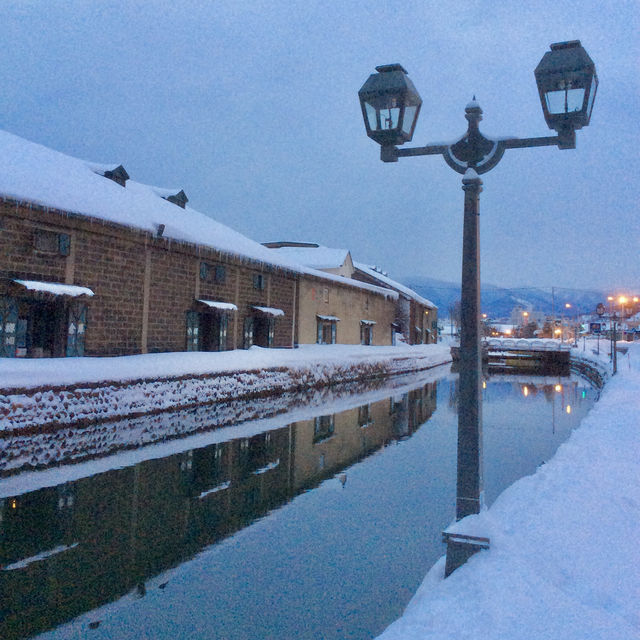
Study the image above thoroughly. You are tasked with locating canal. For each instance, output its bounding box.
[0,366,597,640]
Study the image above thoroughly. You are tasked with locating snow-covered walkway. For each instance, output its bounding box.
[376,343,639,640]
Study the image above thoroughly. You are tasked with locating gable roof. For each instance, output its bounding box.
[265,244,352,271]
[353,261,437,308]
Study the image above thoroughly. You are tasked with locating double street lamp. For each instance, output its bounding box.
[358,41,598,576]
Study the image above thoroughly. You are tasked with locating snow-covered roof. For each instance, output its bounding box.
[353,261,436,308]
[0,130,398,301]
[197,300,237,312]
[13,279,94,297]
[252,305,285,317]
[266,245,351,270]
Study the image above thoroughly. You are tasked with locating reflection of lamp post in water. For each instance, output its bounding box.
[595,302,605,355]
[563,303,571,343]
[358,41,597,577]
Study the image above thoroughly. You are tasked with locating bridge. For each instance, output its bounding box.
[451,338,572,374]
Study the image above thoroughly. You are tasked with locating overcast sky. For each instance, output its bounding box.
[3,0,638,292]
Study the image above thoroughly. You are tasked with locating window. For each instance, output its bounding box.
[323,287,329,303]
[360,322,373,345]
[34,229,70,256]
[201,263,226,283]
[215,265,226,283]
[317,318,337,344]
[253,273,265,290]
[358,404,371,427]
[313,415,335,443]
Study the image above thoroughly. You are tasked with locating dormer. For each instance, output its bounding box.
[88,162,130,187]
[153,187,189,209]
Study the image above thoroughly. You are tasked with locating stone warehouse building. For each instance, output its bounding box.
[0,131,400,357]
[264,242,437,345]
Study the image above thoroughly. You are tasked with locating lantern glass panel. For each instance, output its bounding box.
[383,104,401,130]
[545,86,585,114]
[586,74,597,119]
[402,105,418,134]
[364,102,379,131]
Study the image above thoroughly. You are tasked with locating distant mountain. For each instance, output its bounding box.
[402,276,605,320]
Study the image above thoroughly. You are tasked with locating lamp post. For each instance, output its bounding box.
[358,40,597,577]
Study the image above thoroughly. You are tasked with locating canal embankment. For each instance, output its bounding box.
[376,342,639,640]
[0,344,452,434]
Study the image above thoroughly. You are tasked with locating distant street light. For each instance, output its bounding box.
[358,40,598,577]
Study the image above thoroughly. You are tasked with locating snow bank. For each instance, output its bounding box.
[376,343,640,640]
[0,344,452,434]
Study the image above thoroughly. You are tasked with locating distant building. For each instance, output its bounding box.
[351,262,438,344]
[263,243,397,345]
[264,242,437,345]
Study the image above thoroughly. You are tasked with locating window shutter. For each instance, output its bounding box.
[186,311,200,351]
[331,322,337,344]
[66,302,88,356]
[243,317,254,349]
[215,265,226,283]
[58,233,71,256]
[0,297,18,358]
[268,318,275,347]
[219,315,228,351]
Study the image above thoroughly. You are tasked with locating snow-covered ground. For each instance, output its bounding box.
[0,343,450,390]
[376,342,639,640]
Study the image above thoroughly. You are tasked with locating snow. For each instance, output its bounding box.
[197,300,238,311]
[198,481,231,499]
[0,343,450,391]
[353,261,437,308]
[376,342,640,640]
[85,161,122,176]
[317,314,340,321]
[252,305,284,317]
[2,542,80,571]
[13,279,94,297]
[464,168,480,179]
[266,245,351,270]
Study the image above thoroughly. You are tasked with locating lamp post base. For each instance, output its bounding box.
[442,532,490,577]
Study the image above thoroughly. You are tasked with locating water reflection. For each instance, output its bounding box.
[0,372,595,640]
[0,382,437,640]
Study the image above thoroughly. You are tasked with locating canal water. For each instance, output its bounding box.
[0,366,596,640]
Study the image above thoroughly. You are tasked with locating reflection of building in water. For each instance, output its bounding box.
[0,384,437,640]
[291,384,437,491]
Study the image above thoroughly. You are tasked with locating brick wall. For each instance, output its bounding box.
[0,199,297,356]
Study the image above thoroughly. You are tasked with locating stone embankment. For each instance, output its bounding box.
[0,345,452,435]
